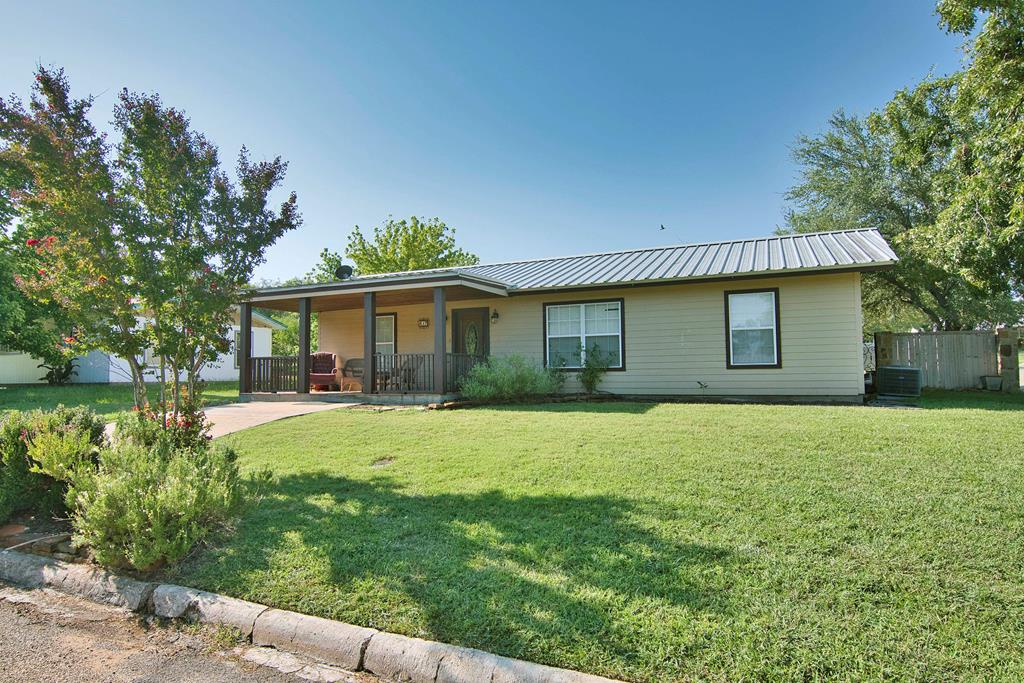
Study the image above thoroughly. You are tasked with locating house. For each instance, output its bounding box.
[0,308,282,385]
[239,228,897,403]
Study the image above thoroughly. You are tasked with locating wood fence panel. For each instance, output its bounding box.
[885,331,998,389]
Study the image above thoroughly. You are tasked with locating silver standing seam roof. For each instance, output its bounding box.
[252,228,896,298]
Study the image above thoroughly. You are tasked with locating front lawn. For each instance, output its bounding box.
[172,395,1024,682]
[0,381,239,421]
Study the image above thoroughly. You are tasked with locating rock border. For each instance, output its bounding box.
[0,549,620,683]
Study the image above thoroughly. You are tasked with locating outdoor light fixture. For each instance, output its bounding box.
[490,310,499,324]
[417,318,430,328]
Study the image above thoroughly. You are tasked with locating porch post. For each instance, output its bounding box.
[239,302,252,393]
[363,292,376,393]
[297,297,311,394]
[433,286,446,393]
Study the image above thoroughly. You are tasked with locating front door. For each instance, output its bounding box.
[451,307,489,356]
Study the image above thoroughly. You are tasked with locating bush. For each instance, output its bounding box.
[578,345,610,394]
[460,354,565,403]
[0,406,106,524]
[114,396,212,452]
[61,440,248,571]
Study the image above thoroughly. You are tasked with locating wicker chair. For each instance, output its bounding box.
[340,358,364,392]
[309,352,338,390]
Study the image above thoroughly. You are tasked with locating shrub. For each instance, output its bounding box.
[0,406,106,524]
[54,439,251,571]
[114,396,212,451]
[460,354,565,403]
[578,345,610,394]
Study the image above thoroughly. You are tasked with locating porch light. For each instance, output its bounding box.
[490,310,499,324]
[417,318,430,328]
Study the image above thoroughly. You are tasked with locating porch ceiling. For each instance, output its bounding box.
[252,284,496,312]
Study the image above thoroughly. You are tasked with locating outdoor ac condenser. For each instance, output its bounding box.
[876,366,923,397]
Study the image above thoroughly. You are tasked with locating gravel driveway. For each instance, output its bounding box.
[0,585,376,683]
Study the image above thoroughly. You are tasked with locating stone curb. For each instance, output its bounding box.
[151,583,268,639]
[0,549,622,683]
[0,548,153,611]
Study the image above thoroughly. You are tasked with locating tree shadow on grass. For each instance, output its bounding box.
[183,472,732,677]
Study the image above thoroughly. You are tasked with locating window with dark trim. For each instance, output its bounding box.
[543,299,625,370]
[375,313,397,355]
[725,288,781,368]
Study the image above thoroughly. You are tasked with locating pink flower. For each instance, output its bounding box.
[37,268,46,276]
[26,238,39,247]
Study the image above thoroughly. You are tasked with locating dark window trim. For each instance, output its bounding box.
[724,288,782,369]
[542,298,626,372]
[375,312,398,354]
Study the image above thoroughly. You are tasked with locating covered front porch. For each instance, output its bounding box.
[237,272,506,402]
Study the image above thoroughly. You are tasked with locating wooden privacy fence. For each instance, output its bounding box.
[875,329,1020,391]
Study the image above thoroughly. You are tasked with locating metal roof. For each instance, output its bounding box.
[458,228,895,290]
[252,229,896,299]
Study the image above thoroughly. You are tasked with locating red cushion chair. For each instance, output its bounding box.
[309,352,338,389]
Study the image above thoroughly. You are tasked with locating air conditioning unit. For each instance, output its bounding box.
[876,365,923,397]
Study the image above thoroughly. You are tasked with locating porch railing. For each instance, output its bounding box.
[446,353,486,393]
[373,353,434,393]
[245,352,488,394]
[250,356,299,393]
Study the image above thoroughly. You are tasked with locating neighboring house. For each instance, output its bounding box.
[239,228,898,403]
[0,308,282,385]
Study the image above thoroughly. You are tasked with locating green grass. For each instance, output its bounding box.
[0,381,239,420]
[169,394,1022,681]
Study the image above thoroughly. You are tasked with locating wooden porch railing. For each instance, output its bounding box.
[250,356,299,393]
[446,353,486,393]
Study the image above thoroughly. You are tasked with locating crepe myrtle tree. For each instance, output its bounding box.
[0,67,300,416]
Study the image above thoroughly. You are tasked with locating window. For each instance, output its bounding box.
[375,314,396,355]
[544,300,624,369]
[233,330,254,369]
[143,346,161,367]
[725,289,781,368]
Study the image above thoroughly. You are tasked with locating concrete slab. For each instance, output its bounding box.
[203,401,361,438]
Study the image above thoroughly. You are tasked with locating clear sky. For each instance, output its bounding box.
[1,1,965,282]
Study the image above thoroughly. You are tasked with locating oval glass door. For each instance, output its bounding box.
[464,322,480,355]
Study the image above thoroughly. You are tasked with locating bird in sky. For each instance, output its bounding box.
[660,224,667,230]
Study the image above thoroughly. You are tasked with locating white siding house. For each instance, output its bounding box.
[0,310,280,385]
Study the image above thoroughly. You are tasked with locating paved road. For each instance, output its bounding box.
[0,585,374,683]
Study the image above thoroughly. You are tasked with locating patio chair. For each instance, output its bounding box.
[340,357,364,392]
[309,352,339,390]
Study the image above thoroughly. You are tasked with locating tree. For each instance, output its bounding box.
[311,215,478,279]
[0,67,300,413]
[0,227,74,365]
[930,1,1024,297]
[786,105,1020,331]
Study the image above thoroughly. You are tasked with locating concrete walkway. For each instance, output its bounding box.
[204,400,361,438]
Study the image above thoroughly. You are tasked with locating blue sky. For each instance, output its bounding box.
[1,1,965,281]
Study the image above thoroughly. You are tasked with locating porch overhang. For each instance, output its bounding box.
[245,272,510,312]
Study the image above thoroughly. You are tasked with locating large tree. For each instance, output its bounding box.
[786,1,1024,332]
[0,67,300,411]
[931,0,1024,297]
[310,215,478,280]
